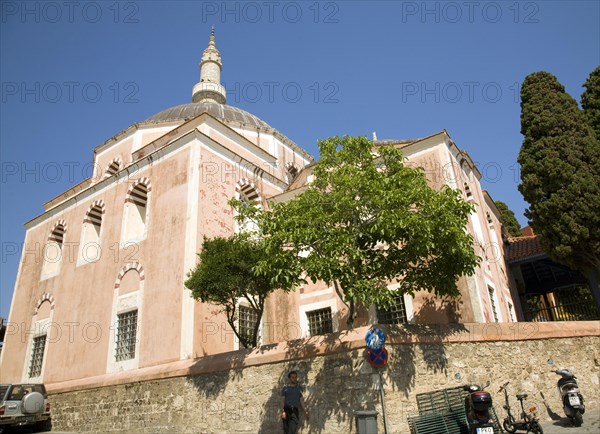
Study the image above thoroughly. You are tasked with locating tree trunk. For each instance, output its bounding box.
[346,298,357,328]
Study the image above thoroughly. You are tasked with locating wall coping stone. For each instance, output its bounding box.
[46,321,599,394]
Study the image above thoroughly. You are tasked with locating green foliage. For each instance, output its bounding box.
[518,70,600,276]
[582,66,600,142]
[185,234,296,348]
[494,200,522,237]
[234,135,480,326]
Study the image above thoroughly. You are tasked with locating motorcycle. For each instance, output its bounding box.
[553,368,585,426]
[463,382,495,434]
[498,381,543,434]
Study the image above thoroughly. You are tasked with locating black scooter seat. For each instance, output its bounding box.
[516,394,528,400]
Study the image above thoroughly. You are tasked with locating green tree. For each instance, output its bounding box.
[494,200,522,237]
[234,135,480,326]
[185,234,297,348]
[518,71,600,278]
[582,66,600,141]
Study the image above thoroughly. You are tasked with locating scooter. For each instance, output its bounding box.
[498,381,543,434]
[464,382,495,434]
[553,368,585,426]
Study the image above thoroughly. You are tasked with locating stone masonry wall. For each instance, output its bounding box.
[49,322,600,433]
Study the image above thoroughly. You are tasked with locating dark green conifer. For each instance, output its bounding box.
[518,71,600,277]
[582,66,600,141]
[494,201,522,237]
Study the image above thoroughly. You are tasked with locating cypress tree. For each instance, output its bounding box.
[494,201,522,237]
[582,66,600,142]
[518,71,600,277]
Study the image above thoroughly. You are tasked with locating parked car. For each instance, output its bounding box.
[0,383,51,432]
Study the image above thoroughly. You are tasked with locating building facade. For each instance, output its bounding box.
[0,32,516,386]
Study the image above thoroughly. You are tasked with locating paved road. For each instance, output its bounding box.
[538,406,600,434]
[3,408,599,433]
[0,429,72,434]
[0,428,76,434]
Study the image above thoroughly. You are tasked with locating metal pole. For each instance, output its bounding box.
[378,368,389,434]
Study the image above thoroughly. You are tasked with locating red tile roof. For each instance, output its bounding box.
[506,236,545,262]
[520,226,535,237]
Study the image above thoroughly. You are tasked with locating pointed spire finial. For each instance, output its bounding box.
[192,27,226,104]
[208,25,215,47]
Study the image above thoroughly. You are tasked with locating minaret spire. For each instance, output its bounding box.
[192,27,226,104]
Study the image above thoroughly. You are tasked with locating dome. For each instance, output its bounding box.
[141,101,272,130]
[135,31,313,162]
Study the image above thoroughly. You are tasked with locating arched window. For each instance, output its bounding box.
[239,182,260,203]
[122,179,150,242]
[464,182,473,200]
[41,221,66,279]
[78,201,105,265]
[285,162,299,184]
[104,158,122,178]
[108,264,144,372]
[235,179,261,235]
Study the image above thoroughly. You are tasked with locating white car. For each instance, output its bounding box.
[0,383,51,432]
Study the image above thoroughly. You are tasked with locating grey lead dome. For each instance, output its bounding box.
[141,101,273,130]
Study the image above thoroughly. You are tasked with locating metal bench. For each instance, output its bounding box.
[407,386,504,434]
[408,410,470,434]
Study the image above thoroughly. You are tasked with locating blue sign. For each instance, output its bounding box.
[365,328,385,351]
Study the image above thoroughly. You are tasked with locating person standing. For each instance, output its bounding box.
[281,370,309,434]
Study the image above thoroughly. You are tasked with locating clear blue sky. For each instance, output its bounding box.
[1,1,599,319]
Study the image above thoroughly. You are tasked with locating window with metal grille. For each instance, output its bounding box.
[377,294,408,325]
[28,334,46,377]
[488,286,499,322]
[507,302,515,322]
[115,310,138,361]
[238,305,258,347]
[306,307,333,336]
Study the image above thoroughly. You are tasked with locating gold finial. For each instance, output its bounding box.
[210,26,215,43]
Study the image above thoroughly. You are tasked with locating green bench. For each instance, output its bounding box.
[407,386,503,434]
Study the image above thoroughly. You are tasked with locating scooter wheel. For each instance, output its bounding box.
[503,420,517,433]
[572,411,583,427]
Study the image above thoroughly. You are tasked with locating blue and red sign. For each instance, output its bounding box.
[366,328,389,367]
[367,347,388,368]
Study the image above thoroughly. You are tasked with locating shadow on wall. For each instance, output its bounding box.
[186,296,472,433]
[268,333,376,433]
[384,297,467,398]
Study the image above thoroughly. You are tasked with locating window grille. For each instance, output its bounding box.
[488,287,499,322]
[377,294,408,325]
[116,310,138,361]
[238,305,258,346]
[507,302,515,322]
[306,307,333,336]
[29,334,47,377]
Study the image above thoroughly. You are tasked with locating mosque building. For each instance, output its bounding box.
[0,30,516,388]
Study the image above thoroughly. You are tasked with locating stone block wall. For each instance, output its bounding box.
[48,322,599,433]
